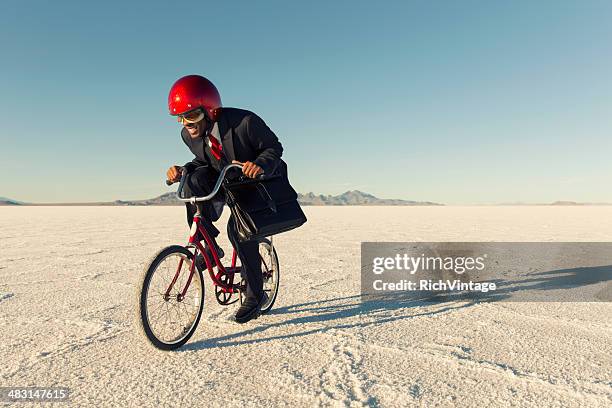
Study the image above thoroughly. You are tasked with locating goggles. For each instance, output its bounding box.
[177,108,205,125]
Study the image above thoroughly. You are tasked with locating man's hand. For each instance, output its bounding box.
[232,160,263,178]
[166,165,183,183]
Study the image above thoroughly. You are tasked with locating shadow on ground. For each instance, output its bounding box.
[181,264,611,351]
[181,293,476,351]
[482,264,612,302]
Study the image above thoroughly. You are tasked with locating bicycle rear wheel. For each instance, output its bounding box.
[137,245,204,350]
[239,238,279,314]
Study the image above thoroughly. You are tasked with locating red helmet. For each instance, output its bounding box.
[167,75,222,121]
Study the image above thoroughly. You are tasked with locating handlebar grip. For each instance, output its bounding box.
[166,180,174,186]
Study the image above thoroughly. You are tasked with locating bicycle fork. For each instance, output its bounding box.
[163,255,198,302]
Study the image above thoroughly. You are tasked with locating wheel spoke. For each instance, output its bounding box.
[143,251,203,345]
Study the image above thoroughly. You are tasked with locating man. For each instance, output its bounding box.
[166,74,285,323]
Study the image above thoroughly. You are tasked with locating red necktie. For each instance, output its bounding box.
[207,134,223,161]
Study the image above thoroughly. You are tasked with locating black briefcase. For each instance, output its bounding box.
[223,173,307,242]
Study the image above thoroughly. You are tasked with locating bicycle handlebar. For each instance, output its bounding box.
[168,163,245,204]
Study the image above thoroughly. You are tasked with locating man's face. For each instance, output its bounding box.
[178,109,207,139]
[184,119,205,139]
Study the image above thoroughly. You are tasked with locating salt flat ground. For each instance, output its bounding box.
[0,206,611,407]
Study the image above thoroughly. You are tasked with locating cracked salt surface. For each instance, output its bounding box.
[0,206,610,407]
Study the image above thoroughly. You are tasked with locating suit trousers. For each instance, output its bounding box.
[183,166,264,299]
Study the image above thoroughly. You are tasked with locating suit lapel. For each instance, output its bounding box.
[217,112,235,162]
[192,134,205,159]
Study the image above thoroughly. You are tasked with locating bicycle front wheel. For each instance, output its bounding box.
[137,245,204,350]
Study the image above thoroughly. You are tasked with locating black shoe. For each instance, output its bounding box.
[235,293,268,324]
[195,243,224,269]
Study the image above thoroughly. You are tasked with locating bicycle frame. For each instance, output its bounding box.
[163,164,246,300]
[163,211,241,300]
[139,163,282,350]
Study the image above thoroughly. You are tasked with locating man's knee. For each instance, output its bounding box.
[186,167,216,196]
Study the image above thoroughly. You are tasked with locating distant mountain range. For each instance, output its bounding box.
[0,191,442,206]
[116,190,442,206]
[297,191,441,206]
[0,197,23,206]
[3,193,611,207]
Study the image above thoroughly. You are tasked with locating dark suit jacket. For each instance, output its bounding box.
[181,107,286,178]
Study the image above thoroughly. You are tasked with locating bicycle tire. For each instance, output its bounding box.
[136,245,204,350]
[240,238,280,314]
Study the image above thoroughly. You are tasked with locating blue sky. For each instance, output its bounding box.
[1,0,611,204]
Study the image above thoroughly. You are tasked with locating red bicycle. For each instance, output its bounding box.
[137,163,280,350]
